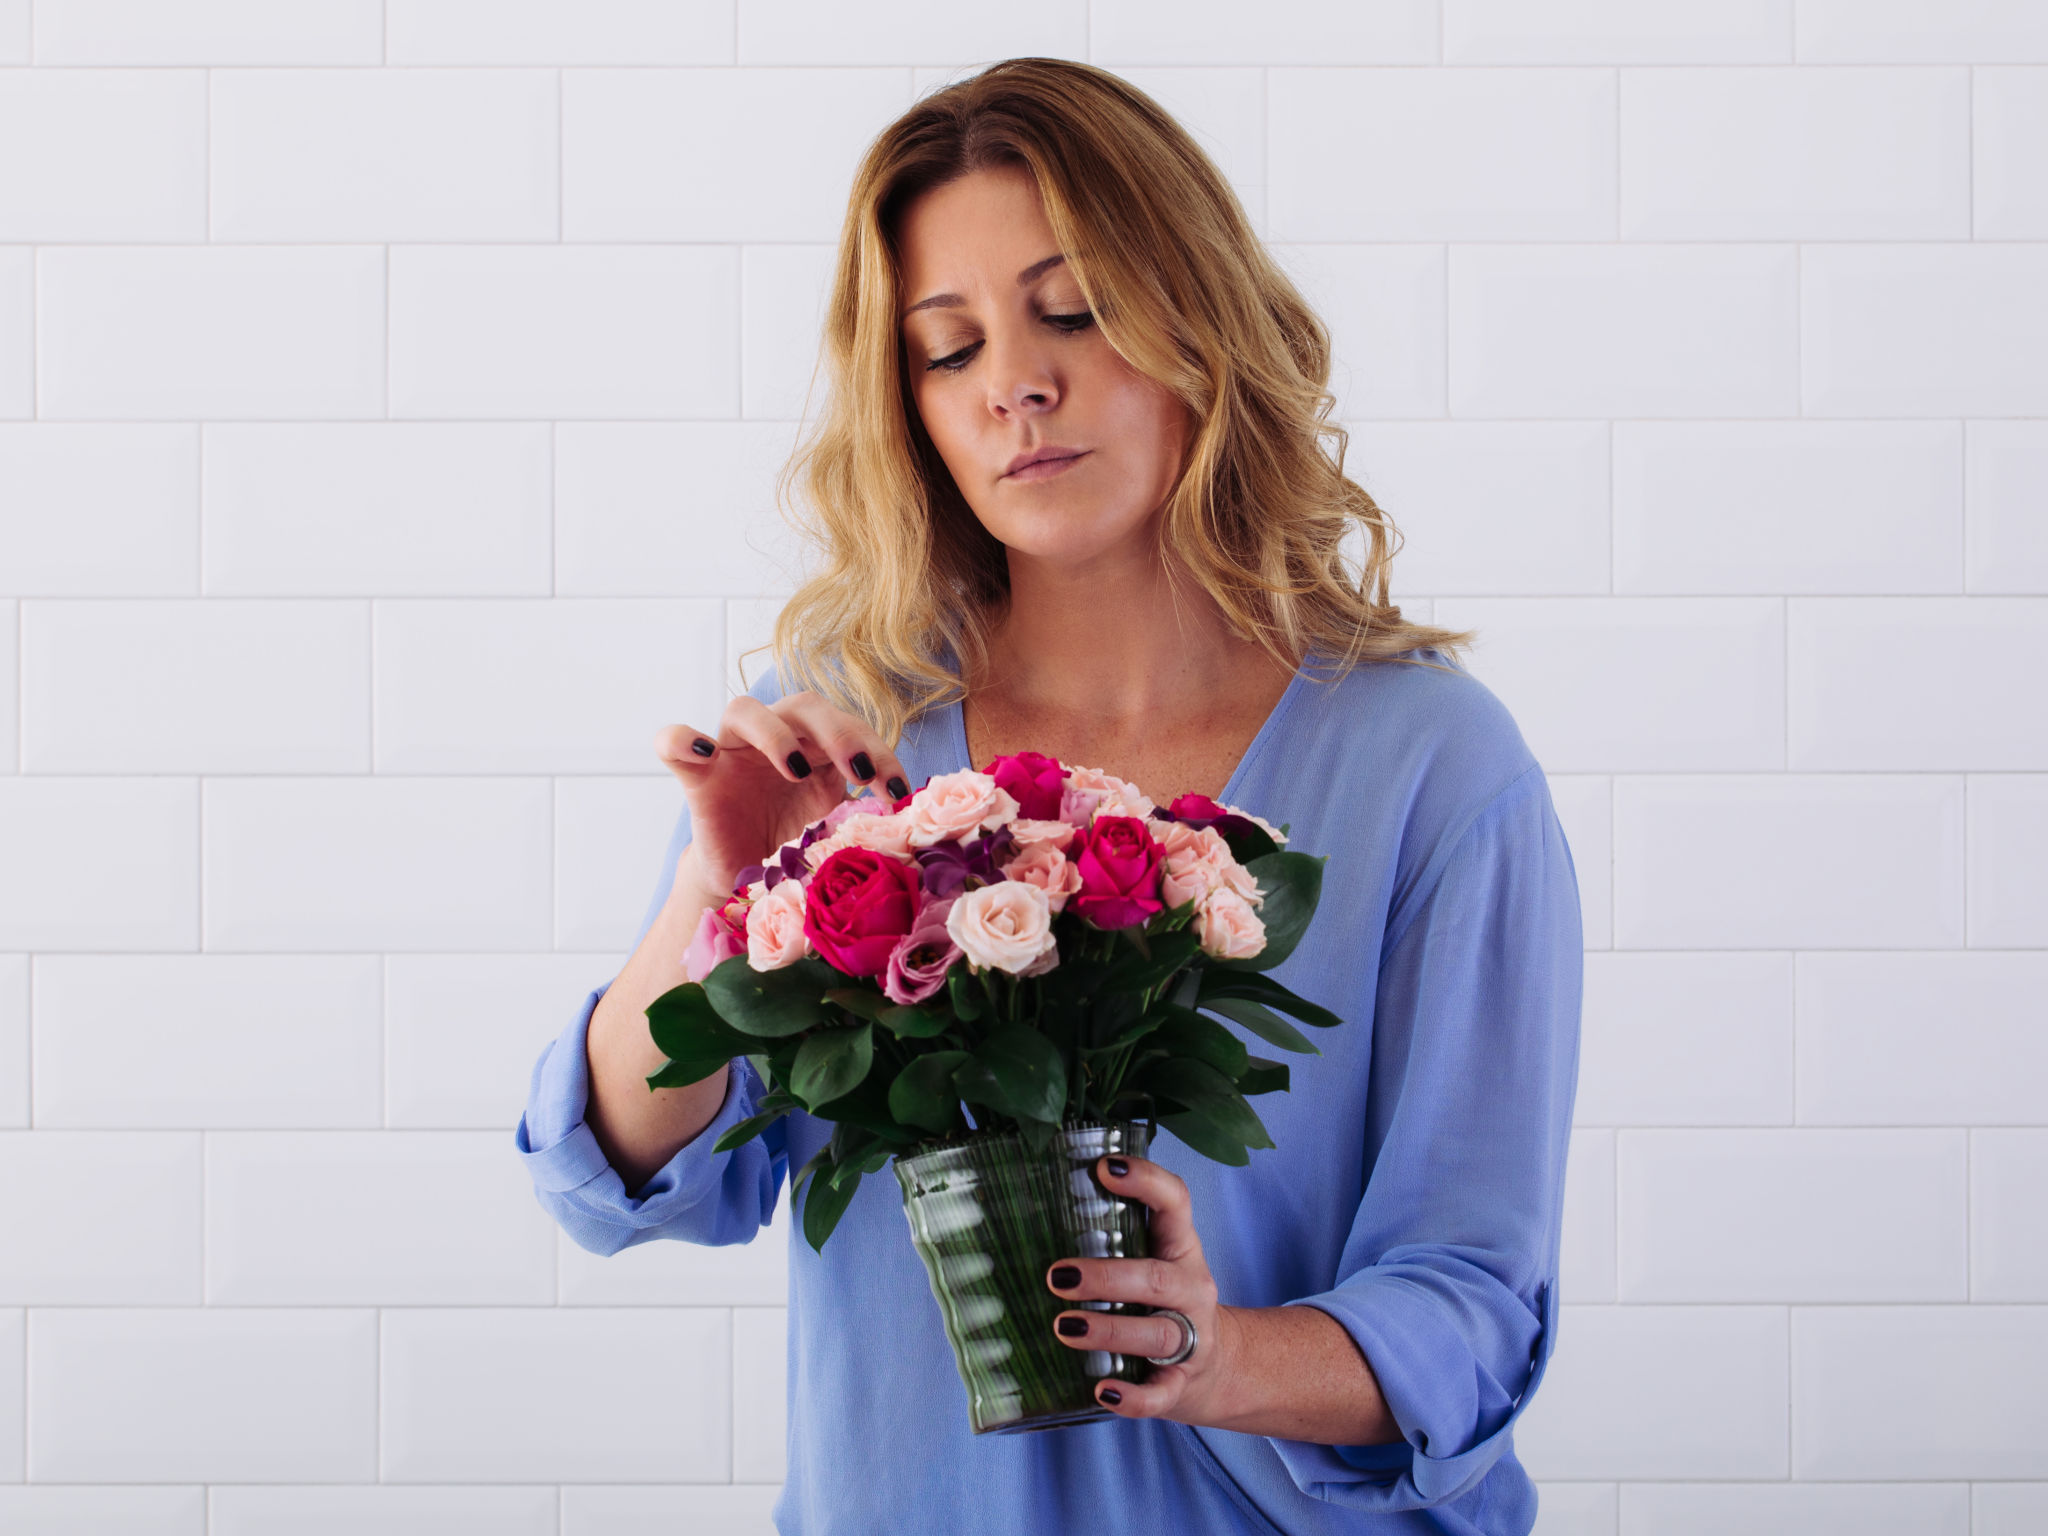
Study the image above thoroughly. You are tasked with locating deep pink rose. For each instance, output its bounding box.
[802,846,922,977]
[986,750,1067,821]
[1069,814,1166,930]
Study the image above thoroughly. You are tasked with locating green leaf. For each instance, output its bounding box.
[875,1001,952,1038]
[711,1104,795,1154]
[1201,995,1322,1056]
[799,1151,860,1252]
[702,953,840,1038]
[1207,852,1325,973]
[1196,967,1343,1029]
[1236,1055,1291,1096]
[644,983,753,1089]
[1105,929,1200,991]
[1149,1003,1250,1080]
[954,1025,1068,1125]
[823,986,888,1022]
[1157,1107,1251,1166]
[886,1050,970,1134]
[948,968,985,1021]
[790,1022,875,1109]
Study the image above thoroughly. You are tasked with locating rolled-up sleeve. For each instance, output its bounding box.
[1269,762,1583,1509]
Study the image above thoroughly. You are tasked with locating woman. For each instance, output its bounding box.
[516,58,1581,1536]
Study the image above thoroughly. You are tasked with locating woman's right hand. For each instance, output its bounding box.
[653,687,915,906]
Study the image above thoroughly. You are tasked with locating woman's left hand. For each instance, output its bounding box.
[1045,1153,1242,1424]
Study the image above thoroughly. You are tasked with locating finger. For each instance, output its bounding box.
[769,691,914,800]
[1050,1307,1195,1363]
[1096,1155,1202,1263]
[1044,1253,1177,1308]
[720,694,828,784]
[652,723,722,783]
[1092,1362,1188,1419]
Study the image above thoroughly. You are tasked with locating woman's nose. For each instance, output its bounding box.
[985,340,1059,418]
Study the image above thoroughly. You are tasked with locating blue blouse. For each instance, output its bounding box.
[515,644,1583,1536]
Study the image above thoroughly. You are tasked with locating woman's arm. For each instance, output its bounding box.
[1202,1303,1400,1445]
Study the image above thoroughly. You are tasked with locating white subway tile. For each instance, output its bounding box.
[1973,1130,2048,1301]
[0,778,198,951]
[1448,245,1799,418]
[1617,1128,1967,1302]
[1976,67,2048,237]
[1271,68,1614,241]
[34,954,381,1128]
[556,777,684,950]
[1614,421,1963,595]
[212,69,558,242]
[39,247,385,420]
[1621,67,1969,240]
[0,247,29,418]
[0,69,207,241]
[0,1487,204,1534]
[564,69,909,242]
[34,1,379,62]
[204,424,551,597]
[207,1130,555,1305]
[211,1486,555,1536]
[0,1130,200,1303]
[553,423,806,597]
[1579,953,1793,1126]
[374,599,725,774]
[1976,1485,2048,1536]
[1109,69,1267,230]
[1343,422,1610,595]
[1803,244,2048,417]
[1793,1306,2048,1477]
[1514,1305,1788,1478]
[0,954,23,1128]
[1614,775,1964,949]
[203,778,551,952]
[0,425,199,595]
[1561,1129,1616,1304]
[386,954,621,1130]
[1969,775,2048,946]
[1433,598,1784,772]
[1797,1,2048,63]
[562,1486,783,1535]
[380,1308,730,1481]
[1790,598,2048,769]
[733,1307,785,1483]
[1446,0,1791,63]
[389,246,738,420]
[1546,776,1611,949]
[1269,244,1446,419]
[1091,0,1436,64]
[1968,421,2048,593]
[0,0,24,62]
[740,245,834,422]
[1531,1482,1616,1536]
[29,1308,377,1482]
[0,1309,16,1482]
[560,1194,791,1306]
[738,1,1082,63]
[0,600,13,770]
[388,0,732,64]
[1619,1483,1969,1536]
[22,599,370,773]
[1797,953,2048,1125]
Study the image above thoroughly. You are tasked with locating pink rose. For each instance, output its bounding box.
[882,895,961,1006]
[1068,814,1166,929]
[985,750,1067,820]
[1001,838,1085,915]
[901,768,1018,847]
[1194,886,1267,961]
[946,881,1058,975]
[745,879,810,971]
[802,845,923,978]
[683,895,750,983]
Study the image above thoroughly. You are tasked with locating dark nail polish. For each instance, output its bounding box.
[1050,1265,1081,1290]
[851,751,874,781]
[1106,1157,1128,1177]
[887,775,909,800]
[1056,1316,1089,1337]
[690,737,716,758]
[1100,1387,1122,1406]
[787,751,811,778]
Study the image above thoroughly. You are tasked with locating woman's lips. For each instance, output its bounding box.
[1003,451,1090,482]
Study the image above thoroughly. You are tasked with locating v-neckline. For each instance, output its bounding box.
[943,649,1317,811]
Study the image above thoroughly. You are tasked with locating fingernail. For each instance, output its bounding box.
[887,775,909,800]
[1100,1387,1122,1406]
[787,751,811,778]
[851,752,874,781]
[690,737,716,758]
[1056,1316,1088,1338]
[1106,1157,1128,1177]
[1049,1265,1081,1289]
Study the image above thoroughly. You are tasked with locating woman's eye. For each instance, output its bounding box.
[922,311,1095,374]
[926,342,981,373]
[1045,310,1095,332]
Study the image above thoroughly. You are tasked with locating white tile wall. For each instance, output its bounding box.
[3,10,2038,1528]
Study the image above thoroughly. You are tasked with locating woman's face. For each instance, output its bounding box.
[895,164,1190,569]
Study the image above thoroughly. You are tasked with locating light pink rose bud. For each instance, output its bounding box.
[745,878,810,970]
[945,880,1057,975]
[902,769,1020,848]
[999,840,1085,914]
[1193,886,1266,961]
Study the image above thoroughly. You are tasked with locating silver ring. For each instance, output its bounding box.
[1142,1307,1198,1366]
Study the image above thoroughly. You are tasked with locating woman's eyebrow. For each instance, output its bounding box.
[901,253,1067,319]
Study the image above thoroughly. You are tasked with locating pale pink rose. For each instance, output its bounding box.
[1000,839,1086,915]
[1161,825,1264,911]
[1006,817,1078,853]
[945,880,1057,975]
[821,789,892,835]
[901,769,1019,847]
[745,878,811,970]
[1058,784,1106,825]
[1064,764,1155,821]
[834,810,922,859]
[1193,885,1267,961]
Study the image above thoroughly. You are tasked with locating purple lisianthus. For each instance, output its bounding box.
[882,895,961,1006]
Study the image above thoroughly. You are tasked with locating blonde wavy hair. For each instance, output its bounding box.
[742,56,1476,748]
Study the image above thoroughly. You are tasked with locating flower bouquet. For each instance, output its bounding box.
[646,751,1342,1433]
